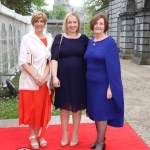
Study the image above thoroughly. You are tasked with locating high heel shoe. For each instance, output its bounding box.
[70,134,78,146]
[95,143,105,150]
[90,137,106,149]
[61,133,69,146]
[39,138,47,147]
[36,133,47,148]
[29,136,39,150]
[90,141,97,149]
[61,140,68,147]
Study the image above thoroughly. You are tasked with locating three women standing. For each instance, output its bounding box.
[19,10,124,150]
[51,12,89,147]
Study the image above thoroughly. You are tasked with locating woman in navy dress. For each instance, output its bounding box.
[84,14,124,150]
[51,12,88,147]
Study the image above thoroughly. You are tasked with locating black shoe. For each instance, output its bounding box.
[90,137,106,149]
[95,143,105,150]
[90,142,96,149]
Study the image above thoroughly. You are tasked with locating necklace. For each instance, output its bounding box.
[93,39,98,46]
[93,35,108,46]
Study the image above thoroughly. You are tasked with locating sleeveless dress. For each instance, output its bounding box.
[51,34,89,112]
[84,36,124,127]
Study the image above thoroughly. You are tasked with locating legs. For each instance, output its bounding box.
[90,122,99,149]
[95,121,107,150]
[29,126,47,149]
[36,127,47,147]
[29,125,39,149]
[60,109,81,146]
[60,109,70,146]
[70,110,81,146]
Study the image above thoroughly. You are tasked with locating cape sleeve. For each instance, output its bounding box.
[105,40,124,127]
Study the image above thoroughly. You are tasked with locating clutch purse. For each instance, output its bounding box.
[26,53,33,65]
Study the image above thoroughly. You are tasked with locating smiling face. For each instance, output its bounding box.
[66,15,79,33]
[33,17,45,33]
[93,18,105,34]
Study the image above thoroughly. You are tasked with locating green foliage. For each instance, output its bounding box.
[84,15,94,37]
[40,9,50,19]
[1,0,47,15]
[85,23,94,38]
[32,0,47,11]
[0,87,10,97]
[49,5,67,20]
[0,98,18,119]
[83,0,109,15]
[80,15,94,37]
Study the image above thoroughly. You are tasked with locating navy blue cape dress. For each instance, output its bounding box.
[84,36,124,127]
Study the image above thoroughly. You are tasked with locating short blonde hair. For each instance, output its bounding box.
[62,12,81,34]
[31,11,47,26]
[90,14,109,33]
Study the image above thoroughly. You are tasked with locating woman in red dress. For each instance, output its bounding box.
[19,11,53,149]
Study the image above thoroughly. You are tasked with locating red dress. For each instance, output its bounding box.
[19,38,54,138]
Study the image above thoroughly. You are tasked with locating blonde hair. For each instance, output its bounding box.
[31,11,47,26]
[62,12,81,34]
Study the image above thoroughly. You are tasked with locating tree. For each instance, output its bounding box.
[32,0,48,12]
[49,5,67,20]
[40,9,50,19]
[83,0,109,16]
[1,0,47,15]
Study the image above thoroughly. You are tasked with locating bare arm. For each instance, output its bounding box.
[51,60,60,87]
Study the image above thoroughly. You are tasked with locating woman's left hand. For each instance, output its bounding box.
[107,87,112,99]
[36,75,46,87]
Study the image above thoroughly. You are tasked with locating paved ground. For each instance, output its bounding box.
[0,59,150,146]
[0,115,93,127]
[121,59,150,146]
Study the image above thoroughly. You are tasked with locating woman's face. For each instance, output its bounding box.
[93,18,105,34]
[33,17,45,33]
[66,16,79,33]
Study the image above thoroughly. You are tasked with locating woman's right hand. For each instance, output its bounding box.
[52,77,60,88]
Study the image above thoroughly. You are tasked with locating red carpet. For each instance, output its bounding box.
[0,123,149,150]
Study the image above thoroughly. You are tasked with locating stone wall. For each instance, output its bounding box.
[0,3,31,87]
[132,0,150,64]
[97,0,150,65]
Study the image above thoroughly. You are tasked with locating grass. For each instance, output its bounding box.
[0,97,86,119]
[0,98,18,119]
[0,73,86,119]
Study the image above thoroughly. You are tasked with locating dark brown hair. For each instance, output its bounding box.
[90,14,109,32]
